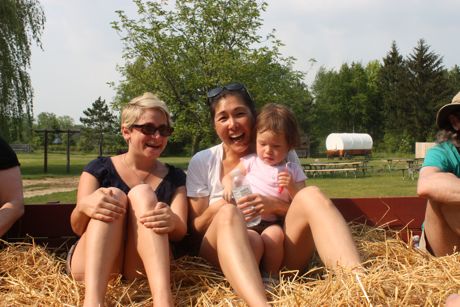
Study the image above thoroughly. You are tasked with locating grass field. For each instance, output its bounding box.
[18,151,419,204]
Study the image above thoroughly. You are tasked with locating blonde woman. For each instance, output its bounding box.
[68,93,187,307]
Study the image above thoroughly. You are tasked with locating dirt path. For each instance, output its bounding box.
[22,177,79,198]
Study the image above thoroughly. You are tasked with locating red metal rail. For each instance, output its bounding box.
[2,197,427,248]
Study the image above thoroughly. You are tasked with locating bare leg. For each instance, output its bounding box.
[446,294,460,307]
[260,225,284,275]
[71,187,128,307]
[283,186,361,270]
[424,199,460,256]
[125,184,173,307]
[247,229,264,264]
[200,204,268,307]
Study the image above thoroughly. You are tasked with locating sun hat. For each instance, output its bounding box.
[436,91,460,130]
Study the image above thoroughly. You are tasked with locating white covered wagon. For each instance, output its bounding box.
[325,133,373,158]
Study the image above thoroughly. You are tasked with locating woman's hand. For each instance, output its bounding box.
[78,187,126,222]
[237,192,289,219]
[139,202,175,234]
[236,193,269,219]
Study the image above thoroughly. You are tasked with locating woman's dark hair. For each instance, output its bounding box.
[207,83,257,122]
[256,103,301,149]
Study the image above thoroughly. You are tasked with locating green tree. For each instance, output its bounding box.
[311,66,348,154]
[311,62,382,154]
[378,41,411,151]
[447,65,460,96]
[32,112,78,149]
[406,39,450,143]
[36,112,60,131]
[364,60,383,144]
[80,97,118,156]
[112,0,311,154]
[0,0,45,142]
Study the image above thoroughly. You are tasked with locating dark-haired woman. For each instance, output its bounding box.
[186,83,361,306]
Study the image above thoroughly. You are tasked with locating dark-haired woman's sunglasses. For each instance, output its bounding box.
[131,124,174,136]
[207,83,247,100]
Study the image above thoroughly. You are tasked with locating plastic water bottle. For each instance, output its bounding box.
[231,169,261,227]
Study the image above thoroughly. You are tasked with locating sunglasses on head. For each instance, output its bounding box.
[206,83,249,101]
[131,124,174,136]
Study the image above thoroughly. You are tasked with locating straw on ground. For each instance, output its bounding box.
[1,224,459,306]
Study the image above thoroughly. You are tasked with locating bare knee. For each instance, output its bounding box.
[128,184,158,212]
[107,187,128,205]
[261,226,284,248]
[213,203,244,226]
[290,185,334,215]
[293,186,328,205]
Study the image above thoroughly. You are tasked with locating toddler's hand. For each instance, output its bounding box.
[222,186,233,203]
[277,171,293,192]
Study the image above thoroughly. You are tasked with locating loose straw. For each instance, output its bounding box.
[1,223,459,306]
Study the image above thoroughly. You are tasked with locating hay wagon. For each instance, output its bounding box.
[5,197,459,307]
[3,197,426,248]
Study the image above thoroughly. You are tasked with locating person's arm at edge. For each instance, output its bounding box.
[70,172,101,236]
[0,166,24,237]
[417,166,460,205]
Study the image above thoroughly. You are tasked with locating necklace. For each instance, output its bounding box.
[122,154,153,184]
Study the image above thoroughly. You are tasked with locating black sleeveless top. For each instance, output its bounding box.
[0,137,20,170]
[84,157,186,204]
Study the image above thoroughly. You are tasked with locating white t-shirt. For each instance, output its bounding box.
[186,143,303,205]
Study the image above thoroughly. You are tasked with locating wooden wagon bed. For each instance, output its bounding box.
[2,197,427,249]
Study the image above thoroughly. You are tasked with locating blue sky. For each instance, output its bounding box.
[30,0,460,123]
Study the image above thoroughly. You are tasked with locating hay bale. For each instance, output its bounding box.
[0,224,459,306]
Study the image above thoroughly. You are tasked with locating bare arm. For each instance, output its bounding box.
[417,166,460,205]
[0,166,24,237]
[70,172,125,236]
[188,196,226,236]
[167,186,188,241]
[221,172,233,203]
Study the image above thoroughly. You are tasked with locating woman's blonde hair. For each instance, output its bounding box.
[121,92,172,128]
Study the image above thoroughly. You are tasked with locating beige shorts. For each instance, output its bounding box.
[65,240,79,275]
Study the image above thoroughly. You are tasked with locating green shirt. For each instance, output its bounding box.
[423,141,460,177]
